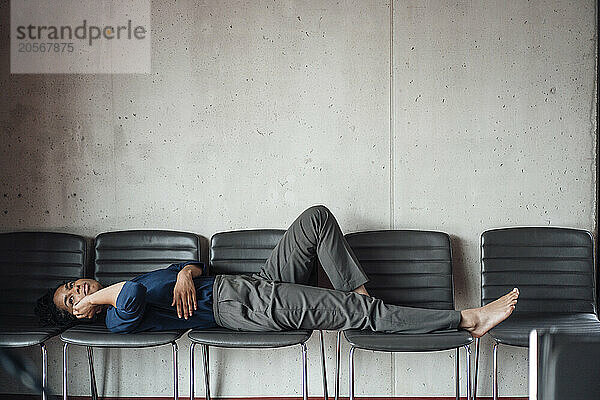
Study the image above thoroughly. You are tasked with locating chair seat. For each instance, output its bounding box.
[60,323,184,348]
[344,329,473,352]
[0,317,62,347]
[188,327,312,348]
[490,313,600,347]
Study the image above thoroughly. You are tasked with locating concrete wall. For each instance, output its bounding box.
[0,0,596,397]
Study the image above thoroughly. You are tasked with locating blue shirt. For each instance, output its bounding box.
[105,261,217,333]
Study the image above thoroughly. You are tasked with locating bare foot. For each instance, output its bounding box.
[459,288,519,338]
[353,284,370,297]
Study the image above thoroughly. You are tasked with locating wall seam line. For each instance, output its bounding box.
[389,0,395,233]
[389,0,396,396]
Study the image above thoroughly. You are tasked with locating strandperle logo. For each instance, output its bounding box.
[15,20,148,46]
[11,0,151,74]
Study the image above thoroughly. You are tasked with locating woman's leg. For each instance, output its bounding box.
[215,274,461,333]
[254,205,369,291]
[269,280,463,333]
[214,274,520,336]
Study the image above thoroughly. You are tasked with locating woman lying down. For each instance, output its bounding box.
[36,205,519,337]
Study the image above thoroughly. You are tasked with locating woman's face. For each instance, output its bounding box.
[53,278,103,315]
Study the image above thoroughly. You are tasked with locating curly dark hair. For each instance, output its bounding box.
[34,283,77,328]
[34,282,107,328]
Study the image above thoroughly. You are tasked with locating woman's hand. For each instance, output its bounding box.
[172,269,197,319]
[73,296,102,319]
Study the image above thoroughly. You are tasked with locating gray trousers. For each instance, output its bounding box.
[212,205,462,333]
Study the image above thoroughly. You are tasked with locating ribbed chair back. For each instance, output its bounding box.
[481,227,596,314]
[345,230,455,310]
[210,229,318,286]
[94,230,202,285]
[0,232,87,317]
[210,229,285,275]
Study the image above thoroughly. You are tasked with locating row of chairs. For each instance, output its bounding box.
[1,226,599,400]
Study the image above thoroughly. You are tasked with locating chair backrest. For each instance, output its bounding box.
[0,232,87,317]
[94,230,202,285]
[345,230,455,310]
[210,229,318,286]
[481,227,596,314]
[210,229,285,275]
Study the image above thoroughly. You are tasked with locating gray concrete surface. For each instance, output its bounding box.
[0,0,596,397]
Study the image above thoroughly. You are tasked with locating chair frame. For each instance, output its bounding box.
[189,229,330,400]
[63,341,179,400]
[473,338,520,400]
[190,338,317,400]
[42,343,48,400]
[341,334,472,400]
[472,227,597,400]
[0,231,88,400]
[334,230,473,400]
[60,229,202,400]
[189,328,331,400]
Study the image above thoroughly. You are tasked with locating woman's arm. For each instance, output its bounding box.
[180,263,203,278]
[88,281,127,307]
[73,281,126,319]
[172,263,203,319]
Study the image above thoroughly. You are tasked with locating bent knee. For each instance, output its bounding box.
[303,204,331,218]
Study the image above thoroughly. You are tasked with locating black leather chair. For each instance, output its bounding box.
[339,230,473,400]
[60,230,204,400]
[0,231,87,400]
[473,227,600,400]
[529,329,600,400]
[187,229,328,400]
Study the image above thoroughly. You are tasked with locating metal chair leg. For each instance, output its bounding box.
[493,341,499,400]
[87,347,98,400]
[465,345,472,400]
[348,345,356,400]
[473,337,480,400]
[40,343,47,400]
[62,343,68,400]
[190,343,196,400]
[172,342,179,400]
[334,331,341,400]
[319,330,328,400]
[455,347,460,400]
[301,342,308,400]
[201,344,211,400]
